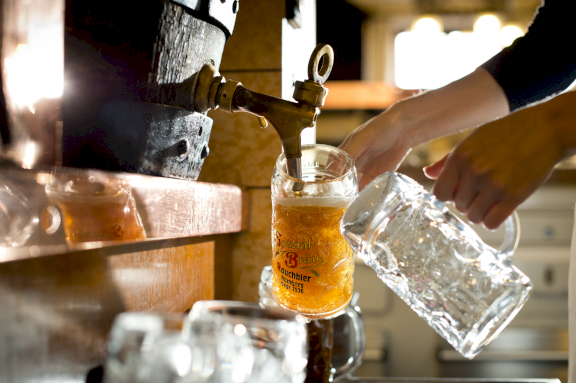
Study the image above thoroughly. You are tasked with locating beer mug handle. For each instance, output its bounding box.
[332,297,366,381]
[497,211,521,266]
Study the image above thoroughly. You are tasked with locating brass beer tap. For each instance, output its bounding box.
[190,44,334,181]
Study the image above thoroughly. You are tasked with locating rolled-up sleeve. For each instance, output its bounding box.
[480,0,576,111]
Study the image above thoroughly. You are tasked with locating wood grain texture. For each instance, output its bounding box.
[0,166,243,263]
[63,1,226,175]
[151,2,226,85]
[219,0,284,71]
[0,236,215,382]
[108,239,215,313]
[131,176,243,238]
[322,81,420,110]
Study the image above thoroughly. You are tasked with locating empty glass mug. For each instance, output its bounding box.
[103,311,255,383]
[271,144,358,318]
[340,171,533,359]
[104,303,308,383]
[190,300,308,383]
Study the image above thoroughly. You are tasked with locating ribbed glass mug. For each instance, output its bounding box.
[340,171,533,359]
[271,144,358,319]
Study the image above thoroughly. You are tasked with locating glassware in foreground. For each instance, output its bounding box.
[340,171,532,359]
[259,265,365,382]
[271,144,358,319]
[190,300,308,383]
[103,311,255,383]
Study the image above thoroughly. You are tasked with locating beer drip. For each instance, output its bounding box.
[190,44,334,187]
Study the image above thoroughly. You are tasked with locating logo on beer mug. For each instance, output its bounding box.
[271,144,358,319]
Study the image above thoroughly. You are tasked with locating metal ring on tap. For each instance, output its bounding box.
[307,44,334,84]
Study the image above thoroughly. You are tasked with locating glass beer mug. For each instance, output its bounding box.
[271,144,358,318]
[340,171,533,359]
[104,312,254,383]
[259,266,365,383]
[104,303,308,383]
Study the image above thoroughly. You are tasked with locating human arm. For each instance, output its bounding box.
[341,0,576,226]
[424,89,576,230]
[422,0,576,229]
[339,67,509,189]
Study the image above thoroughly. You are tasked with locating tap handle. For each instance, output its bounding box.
[308,43,334,85]
[293,44,334,107]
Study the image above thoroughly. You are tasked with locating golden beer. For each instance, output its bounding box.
[46,174,146,244]
[50,190,146,243]
[271,196,354,318]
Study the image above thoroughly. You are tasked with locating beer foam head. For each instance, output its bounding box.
[275,196,354,209]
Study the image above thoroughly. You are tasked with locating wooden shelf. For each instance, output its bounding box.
[322,81,420,110]
[0,164,244,381]
[0,164,244,263]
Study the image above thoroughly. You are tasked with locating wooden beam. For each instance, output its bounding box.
[322,81,419,110]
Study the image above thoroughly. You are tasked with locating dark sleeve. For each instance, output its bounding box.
[480,0,576,111]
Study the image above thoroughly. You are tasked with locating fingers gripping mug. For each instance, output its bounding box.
[340,171,533,359]
[271,144,359,319]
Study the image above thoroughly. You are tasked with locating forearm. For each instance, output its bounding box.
[501,89,576,163]
[339,67,511,188]
[427,86,576,229]
[392,67,510,146]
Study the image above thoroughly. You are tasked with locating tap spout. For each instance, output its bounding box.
[231,85,318,165]
[190,44,334,181]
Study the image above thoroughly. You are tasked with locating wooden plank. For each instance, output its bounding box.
[0,236,215,382]
[129,175,243,238]
[0,166,243,263]
[107,239,215,313]
[322,81,419,110]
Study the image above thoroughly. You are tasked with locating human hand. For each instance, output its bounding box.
[339,106,416,189]
[423,103,565,229]
[339,69,511,190]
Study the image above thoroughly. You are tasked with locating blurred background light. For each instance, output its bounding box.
[474,14,501,34]
[413,17,442,33]
[500,25,524,47]
[395,14,524,90]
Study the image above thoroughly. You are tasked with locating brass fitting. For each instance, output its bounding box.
[293,80,328,107]
[292,43,334,108]
[190,44,334,180]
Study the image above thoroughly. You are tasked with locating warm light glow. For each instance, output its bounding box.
[233,324,247,336]
[22,141,38,169]
[170,343,192,377]
[500,25,524,47]
[413,17,441,33]
[3,20,64,110]
[474,14,501,34]
[395,14,513,90]
[395,29,448,89]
